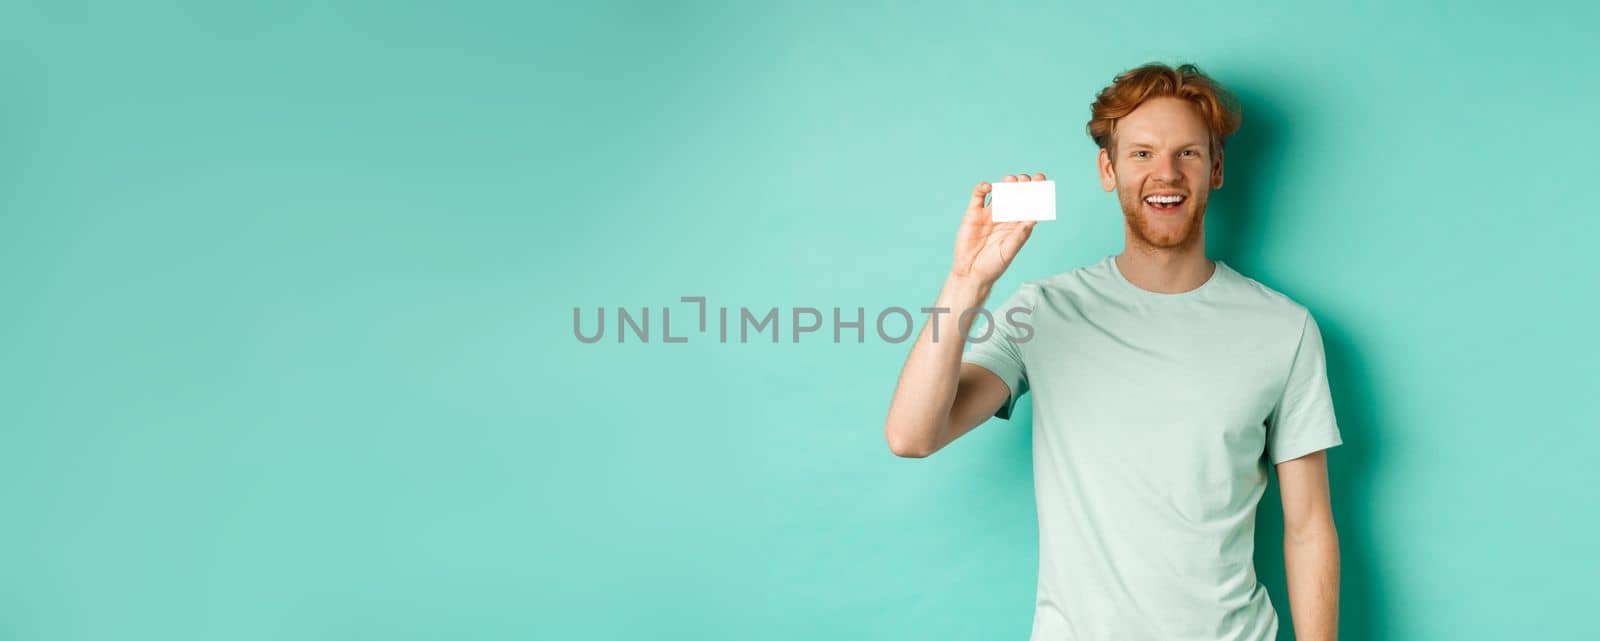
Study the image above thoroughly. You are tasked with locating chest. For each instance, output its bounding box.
[1021,312,1287,447]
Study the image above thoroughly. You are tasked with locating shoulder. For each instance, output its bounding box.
[1221,263,1317,333]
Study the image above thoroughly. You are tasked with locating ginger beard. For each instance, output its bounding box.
[1116,180,1207,250]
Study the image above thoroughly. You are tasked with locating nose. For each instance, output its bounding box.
[1153,154,1183,183]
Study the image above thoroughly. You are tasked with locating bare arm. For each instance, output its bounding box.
[1278,450,1340,641]
[883,277,1015,457]
[884,173,1042,458]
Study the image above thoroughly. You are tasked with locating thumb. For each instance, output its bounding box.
[963,182,992,223]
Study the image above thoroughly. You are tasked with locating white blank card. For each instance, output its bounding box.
[989,180,1056,222]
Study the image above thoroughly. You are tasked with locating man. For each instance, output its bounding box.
[883,63,1342,641]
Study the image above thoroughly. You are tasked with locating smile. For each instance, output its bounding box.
[1143,193,1186,212]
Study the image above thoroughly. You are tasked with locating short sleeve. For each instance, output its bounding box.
[1265,310,1344,465]
[960,284,1034,420]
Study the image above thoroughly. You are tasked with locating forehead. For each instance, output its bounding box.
[1116,97,1210,145]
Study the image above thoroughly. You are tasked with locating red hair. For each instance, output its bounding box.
[1087,62,1242,158]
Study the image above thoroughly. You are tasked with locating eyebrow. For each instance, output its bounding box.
[1124,141,1206,149]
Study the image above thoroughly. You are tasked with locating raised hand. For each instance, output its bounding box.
[951,172,1045,285]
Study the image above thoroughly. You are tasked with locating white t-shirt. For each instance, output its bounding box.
[962,255,1343,641]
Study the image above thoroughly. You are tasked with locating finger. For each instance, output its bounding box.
[1002,174,1017,182]
[999,222,1035,259]
[1017,172,1031,182]
[988,222,1026,244]
[1034,172,1046,181]
[996,220,1035,241]
[966,182,991,213]
[1000,221,1033,235]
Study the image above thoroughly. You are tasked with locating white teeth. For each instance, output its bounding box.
[1144,195,1184,204]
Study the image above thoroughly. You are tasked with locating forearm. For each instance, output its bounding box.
[883,274,991,456]
[1283,524,1340,641]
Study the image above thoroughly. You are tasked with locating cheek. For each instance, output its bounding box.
[1118,170,1145,190]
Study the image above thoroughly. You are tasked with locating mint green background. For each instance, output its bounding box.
[3,2,1597,640]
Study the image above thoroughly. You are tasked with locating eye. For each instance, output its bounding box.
[1180,149,1199,157]
[1132,150,1150,158]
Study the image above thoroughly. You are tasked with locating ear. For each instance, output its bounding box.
[1098,147,1116,192]
[1211,148,1225,189]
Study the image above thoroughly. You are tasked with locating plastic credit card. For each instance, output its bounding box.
[989,180,1056,222]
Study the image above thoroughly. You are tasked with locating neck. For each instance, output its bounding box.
[1115,241,1215,294]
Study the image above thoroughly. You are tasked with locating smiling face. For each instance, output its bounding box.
[1097,96,1225,251]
